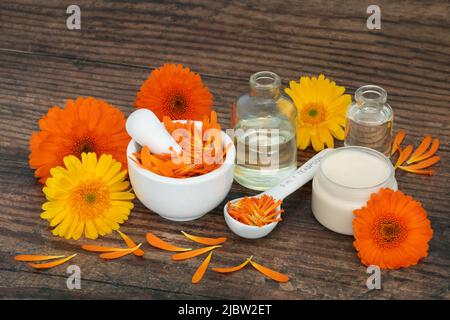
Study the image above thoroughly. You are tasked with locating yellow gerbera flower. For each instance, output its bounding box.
[285,74,351,152]
[41,153,135,240]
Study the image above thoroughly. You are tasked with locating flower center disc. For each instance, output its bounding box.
[301,103,327,125]
[168,93,187,118]
[373,217,407,248]
[73,138,96,158]
[70,180,110,219]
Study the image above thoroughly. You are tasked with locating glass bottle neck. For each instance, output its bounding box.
[355,85,387,109]
[249,71,281,99]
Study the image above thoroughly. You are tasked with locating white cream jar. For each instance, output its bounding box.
[312,146,397,235]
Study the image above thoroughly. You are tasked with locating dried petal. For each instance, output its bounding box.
[400,156,440,171]
[250,260,289,283]
[117,230,145,256]
[212,257,252,273]
[407,135,432,164]
[146,232,191,252]
[192,252,213,284]
[408,138,439,164]
[391,130,406,155]
[14,254,65,262]
[99,244,142,260]
[181,231,227,246]
[394,144,413,168]
[81,244,133,253]
[28,254,77,269]
[172,245,221,261]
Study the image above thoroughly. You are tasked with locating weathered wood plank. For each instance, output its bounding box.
[0,50,448,299]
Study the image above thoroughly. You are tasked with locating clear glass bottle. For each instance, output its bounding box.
[345,85,394,156]
[232,71,297,191]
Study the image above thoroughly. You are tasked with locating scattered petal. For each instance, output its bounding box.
[400,156,440,171]
[181,231,227,246]
[28,254,77,269]
[172,245,221,261]
[192,252,213,284]
[81,244,135,253]
[212,257,252,273]
[14,254,65,262]
[391,130,406,155]
[394,144,413,168]
[407,135,432,164]
[398,168,434,175]
[99,244,142,260]
[249,260,289,283]
[117,230,144,256]
[146,232,191,252]
[408,138,439,164]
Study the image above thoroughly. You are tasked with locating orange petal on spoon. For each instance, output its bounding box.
[249,260,289,283]
[394,144,413,168]
[212,257,252,273]
[146,232,191,252]
[181,231,227,246]
[28,254,77,269]
[14,254,65,262]
[407,138,439,164]
[172,245,221,261]
[192,252,213,284]
[391,130,406,155]
[117,230,145,256]
[99,244,142,260]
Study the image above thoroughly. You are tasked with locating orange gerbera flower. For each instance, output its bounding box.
[134,63,213,120]
[29,97,129,184]
[353,188,433,269]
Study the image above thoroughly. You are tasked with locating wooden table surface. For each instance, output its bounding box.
[0,0,449,300]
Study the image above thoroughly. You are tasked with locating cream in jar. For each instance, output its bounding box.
[312,146,397,235]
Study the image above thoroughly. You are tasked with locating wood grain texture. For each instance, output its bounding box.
[0,0,449,299]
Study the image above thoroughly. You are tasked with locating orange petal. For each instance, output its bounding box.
[81,244,133,253]
[128,156,144,169]
[391,130,406,155]
[99,244,142,260]
[249,260,289,283]
[400,156,440,171]
[172,245,221,261]
[15,254,65,262]
[192,252,213,284]
[146,232,191,252]
[398,167,434,175]
[117,230,145,257]
[181,231,227,246]
[212,257,252,273]
[28,254,77,269]
[408,138,439,164]
[407,135,432,164]
[394,144,413,168]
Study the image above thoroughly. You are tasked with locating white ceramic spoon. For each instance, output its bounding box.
[224,148,333,239]
[126,109,182,154]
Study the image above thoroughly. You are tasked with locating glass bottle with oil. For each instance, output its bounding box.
[232,71,297,191]
[345,85,394,156]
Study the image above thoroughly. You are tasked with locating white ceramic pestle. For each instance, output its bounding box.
[224,148,333,239]
[126,109,182,155]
